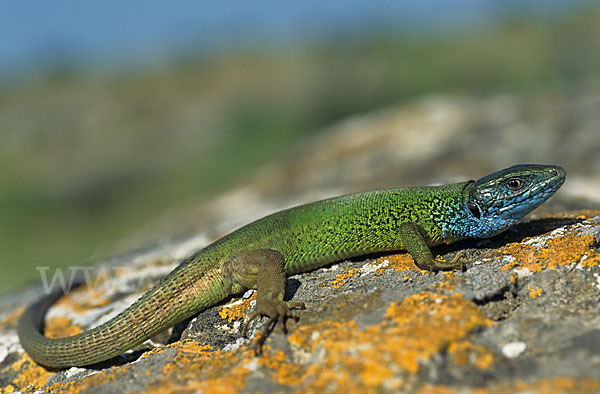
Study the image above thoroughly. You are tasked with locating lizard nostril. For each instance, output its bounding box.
[550,169,558,177]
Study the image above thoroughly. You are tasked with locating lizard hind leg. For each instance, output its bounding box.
[229,249,305,354]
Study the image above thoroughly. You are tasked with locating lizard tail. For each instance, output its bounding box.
[18,262,231,368]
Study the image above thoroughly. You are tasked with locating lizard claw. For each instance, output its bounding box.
[242,300,305,355]
[417,251,467,271]
[447,251,468,272]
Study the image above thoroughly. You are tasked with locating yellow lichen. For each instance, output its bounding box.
[500,230,600,272]
[359,358,394,387]
[4,293,85,394]
[374,253,420,272]
[330,268,358,288]
[420,375,600,393]
[328,252,438,289]
[42,339,250,394]
[144,340,251,394]
[1,353,54,393]
[46,364,129,394]
[54,287,111,314]
[219,293,256,323]
[139,345,167,360]
[416,385,461,394]
[0,307,24,329]
[527,286,543,299]
[258,350,308,386]
[448,340,494,370]
[44,316,83,338]
[513,377,600,393]
[3,384,15,393]
[433,271,458,292]
[175,339,213,355]
[276,291,493,391]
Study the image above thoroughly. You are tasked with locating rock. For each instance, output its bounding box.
[3,211,600,393]
[502,342,527,359]
[2,91,600,392]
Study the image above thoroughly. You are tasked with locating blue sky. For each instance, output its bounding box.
[0,0,591,78]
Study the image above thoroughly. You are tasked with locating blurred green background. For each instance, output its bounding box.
[1,1,599,291]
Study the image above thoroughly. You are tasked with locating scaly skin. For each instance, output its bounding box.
[18,164,565,368]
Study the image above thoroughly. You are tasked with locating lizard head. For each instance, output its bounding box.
[457,164,565,238]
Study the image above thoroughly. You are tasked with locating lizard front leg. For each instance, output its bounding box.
[397,222,464,271]
[228,249,305,353]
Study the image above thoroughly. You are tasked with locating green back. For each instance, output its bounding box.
[194,183,468,274]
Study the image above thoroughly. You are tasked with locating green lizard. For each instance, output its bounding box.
[18,164,565,368]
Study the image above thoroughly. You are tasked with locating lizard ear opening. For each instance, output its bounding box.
[467,201,481,219]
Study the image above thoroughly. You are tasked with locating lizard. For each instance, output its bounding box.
[18,164,565,368]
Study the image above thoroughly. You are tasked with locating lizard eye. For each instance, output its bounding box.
[467,201,481,219]
[507,178,522,190]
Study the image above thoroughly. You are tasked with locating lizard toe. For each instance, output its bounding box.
[242,298,304,354]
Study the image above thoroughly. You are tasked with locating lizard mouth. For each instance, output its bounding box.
[548,166,566,187]
[532,165,566,198]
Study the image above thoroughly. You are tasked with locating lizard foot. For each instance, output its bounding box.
[417,251,467,271]
[242,299,305,355]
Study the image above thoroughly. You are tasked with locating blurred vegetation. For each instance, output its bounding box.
[1,4,600,291]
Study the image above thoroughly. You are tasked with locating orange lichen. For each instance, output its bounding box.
[0,304,84,392]
[448,340,494,370]
[330,252,456,288]
[44,316,83,338]
[512,377,600,394]
[382,292,493,372]
[416,386,461,394]
[144,340,251,394]
[433,271,458,292]
[330,268,358,288]
[2,384,15,394]
[420,376,600,394]
[374,253,420,272]
[270,291,494,391]
[360,359,395,388]
[18,291,464,393]
[329,253,434,288]
[54,287,111,314]
[0,307,24,329]
[45,364,130,394]
[527,286,543,299]
[258,350,308,386]
[42,339,251,394]
[139,342,168,360]
[174,339,214,355]
[219,293,256,323]
[182,364,251,394]
[1,353,54,393]
[552,209,600,220]
[500,230,600,272]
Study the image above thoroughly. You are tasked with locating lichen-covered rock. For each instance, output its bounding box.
[2,90,600,392]
[1,212,599,393]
